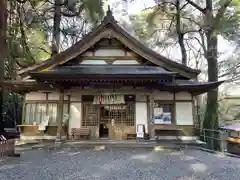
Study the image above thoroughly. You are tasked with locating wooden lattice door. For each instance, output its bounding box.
[82,104,100,139]
[106,104,135,140]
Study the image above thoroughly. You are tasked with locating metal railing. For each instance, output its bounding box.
[195,128,227,152]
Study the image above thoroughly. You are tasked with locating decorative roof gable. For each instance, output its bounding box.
[18,6,200,79]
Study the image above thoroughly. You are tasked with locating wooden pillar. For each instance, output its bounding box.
[56,90,64,142]
[146,95,151,136]
[192,94,197,128]
[173,92,176,125]
[66,95,71,139]
[149,95,155,139]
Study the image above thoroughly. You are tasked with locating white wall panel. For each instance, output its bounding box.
[70,92,82,101]
[175,92,192,100]
[94,49,125,56]
[135,102,148,133]
[153,91,173,100]
[176,102,193,125]
[69,103,82,133]
[48,92,59,100]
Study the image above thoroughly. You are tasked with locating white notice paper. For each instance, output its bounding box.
[137,124,144,138]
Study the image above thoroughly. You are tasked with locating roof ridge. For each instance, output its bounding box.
[102,5,117,24]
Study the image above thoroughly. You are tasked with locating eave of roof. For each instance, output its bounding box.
[30,65,177,76]
[18,8,200,79]
[0,79,223,95]
[0,80,53,93]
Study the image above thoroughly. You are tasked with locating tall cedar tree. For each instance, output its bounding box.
[0,0,7,133]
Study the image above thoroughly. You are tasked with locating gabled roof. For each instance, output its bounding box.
[18,7,200,79]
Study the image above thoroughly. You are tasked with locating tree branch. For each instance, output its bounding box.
[15,60,28,68]
[183,29,202,34]
[181,16,202,28]
[17,5,35,64]
[62,4,84,17]
[185,0,205,13]
[193,32,207,58]
[180,3,188,10]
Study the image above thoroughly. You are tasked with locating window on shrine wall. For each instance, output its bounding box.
[24,103,69,125]
[153,102,173,124]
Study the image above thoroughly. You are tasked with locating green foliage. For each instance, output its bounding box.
[1,0,105,127]
[129,13,151,45]
[6,0,105,67]
[219,2,240,44]
[26,28,50,62]
[81,0,104,23]
[63,0,105,24]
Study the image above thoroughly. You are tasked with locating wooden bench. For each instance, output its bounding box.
[124,133,149,140]
[154,125,183,141]
[125,133,136,140]
[154,126,185,149]
[71,128,90,140]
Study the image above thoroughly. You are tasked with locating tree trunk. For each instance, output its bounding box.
[51,0,61,56]
[178,33,187,65]
[176,0,187,65]
[203,0,219,131]
[203,29,219,150]
[203,29,218,129]
[0,0,8,133]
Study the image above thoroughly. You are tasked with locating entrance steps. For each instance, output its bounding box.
[16,139,206,151]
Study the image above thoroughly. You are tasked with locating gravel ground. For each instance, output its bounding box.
[0,148,240,180]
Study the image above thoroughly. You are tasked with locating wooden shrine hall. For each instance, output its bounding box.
[0,7,223,141]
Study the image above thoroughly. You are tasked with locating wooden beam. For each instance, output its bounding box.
[66,94,71,140]
[191,94,197,128]
[173,92,176,125]
[146,94,151,137]
[80,55,139,60]
[22,101,26,125]
[24,100,69,103]
[66,88,164,95]
[149,95,155,139]
[56,90,64,142]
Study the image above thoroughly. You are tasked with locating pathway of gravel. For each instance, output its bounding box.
[0,148,239,180]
